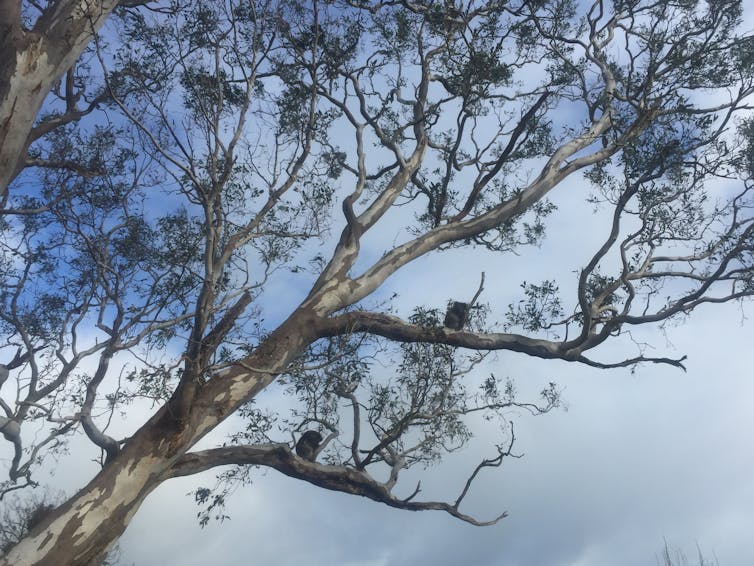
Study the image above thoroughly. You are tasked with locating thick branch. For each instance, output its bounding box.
[322,311,566,357]
[167,444,505,526]
[0,0,119,196]
[319,310,687,371]
[24,157,104,177]
[0,417,22,481]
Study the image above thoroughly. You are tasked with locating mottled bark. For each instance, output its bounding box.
[0,308,319,566]
[1,1,750,563]
[0,0,119,199]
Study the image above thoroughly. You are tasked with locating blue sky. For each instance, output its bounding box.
[2,3,754,565]
[21,174,752,565]
[110,284,754,566]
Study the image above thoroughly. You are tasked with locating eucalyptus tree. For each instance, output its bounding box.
[0,0,135,201]
[1,1,753,564]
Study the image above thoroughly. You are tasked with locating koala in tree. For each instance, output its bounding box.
[443,301,469,330]
[443,273,485,331]
[295,430,323,462]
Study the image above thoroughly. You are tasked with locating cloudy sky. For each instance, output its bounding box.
[124,271,753,564]
[117,198,753,566]
[3,3,754,566]
[21,176,753,566]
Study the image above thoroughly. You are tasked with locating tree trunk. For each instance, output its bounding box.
[2,429,173,566]
[0,0,118,198]
[0,308,319,566]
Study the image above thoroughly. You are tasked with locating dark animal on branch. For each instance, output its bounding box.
[444,301,469,330]
[443,272,485,331]
[295,430,323,462]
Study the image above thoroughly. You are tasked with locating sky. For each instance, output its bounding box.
[105,184,754,566]
[22,178,752,566]
[121,329,753,566]
[3,3,754,566]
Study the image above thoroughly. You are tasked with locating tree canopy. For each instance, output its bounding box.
[0,0,753,564]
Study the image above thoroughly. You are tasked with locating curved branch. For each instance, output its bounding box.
[575,354,687,371]
[79,348,120,462]
[456,423,519,508]
[166,443,505,526]
[0,418,22,481]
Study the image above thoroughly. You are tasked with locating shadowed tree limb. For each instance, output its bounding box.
[167,444,507,526]
[318,311,689,369]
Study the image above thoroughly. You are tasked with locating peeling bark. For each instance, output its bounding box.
[0,0,119,198]
[0,1,751,563]
[0,308,319,566]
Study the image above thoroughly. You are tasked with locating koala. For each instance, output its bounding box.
[295,430,323,462]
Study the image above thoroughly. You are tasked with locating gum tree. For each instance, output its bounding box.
[0,0,135,200]
[1,1,753,564]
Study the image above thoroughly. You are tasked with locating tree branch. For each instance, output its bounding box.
[167,443,506,526]
[319,310,688,371]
